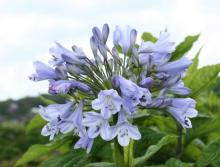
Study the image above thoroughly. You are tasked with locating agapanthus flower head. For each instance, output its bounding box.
[30,24,198,153]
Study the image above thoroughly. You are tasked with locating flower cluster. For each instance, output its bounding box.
[30,24,198,153]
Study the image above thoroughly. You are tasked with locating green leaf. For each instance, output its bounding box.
[141,32,157,42]
[184,63,220,97]
[25,114,46,133]
[164,158,193,167]
[171,34,200,61]
[40,95,56,105]
[134,135,177,166]
[197,138,220,167]
[186,47,202,75]
[15,134,72,166]
[185,117,220,146]
[84,162,115,167]
[39,150,90,167]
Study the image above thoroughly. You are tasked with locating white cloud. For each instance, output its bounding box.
[0,13,81,48]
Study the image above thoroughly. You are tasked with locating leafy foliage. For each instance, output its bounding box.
[171,34,200,61]
[141,32,157,42]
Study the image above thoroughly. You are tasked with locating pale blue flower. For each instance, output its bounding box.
[92,89,123,119]
[49,80,91,95]
[167,98,198,128]
[49,42,86,65]
[139,32,174,66]
[111,111,141,146]
[139,77,154,88]
[159,75,191,95]
[112,76,151,113]
[82,112,112,140]
[39,102,74,140]
[74,132,94,153]
[146,97,172,108]
[113,26,137,54]
[29,61,59,81]
[156,56,192,75]
[92,24,109,59]
[66,64,86,75]
[48,80,74,95]
[139,31,175,54]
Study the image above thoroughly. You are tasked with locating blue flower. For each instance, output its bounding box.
[113,26,137,54]
[82,112,112,140]
[139,32,174,66]
[49,80,91,95]
[162,76,191,95]
[167,98,198,128]
[91,24,109,59]
[74,132,94,153]
[156,56,192,75]
[139,77,154,88]
[39,102,74,140]
[111,111,141,146]
[112,76,151,113]
[29,61,59,81]
[146,97,172,108]
[49,42,86,65]
[92,89,123,119]
[139,32,175,54]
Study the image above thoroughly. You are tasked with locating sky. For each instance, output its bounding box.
[0,0,220,100]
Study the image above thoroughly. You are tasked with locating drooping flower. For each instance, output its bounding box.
[92,89,123,119]
[29,61,59,81]
[113,26,137,54]
[82,112,112,140]
[74,131,94,153]
[167,98,198,128]
[111,111,141,146]
[39,102,74,140]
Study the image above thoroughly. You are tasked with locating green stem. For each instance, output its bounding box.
[114,140,125,167]
[124,140,134,167]
[176,123,183,159]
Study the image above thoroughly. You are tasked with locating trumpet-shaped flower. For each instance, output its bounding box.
[112,76,151,113]
[111,111,141,146]
[139,32,175,54]
[49,42,86,66]
[49,80,91,95]
[29,61,59,81]
[139,32,174,66]
[39,102,74,140]
[74,131,94,153]
[83,112,112,140]
[92,89,123,119]
[113,26,137,54]
[167,98,198,128]
[156,56,192,75]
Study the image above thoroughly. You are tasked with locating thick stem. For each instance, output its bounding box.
[124,140,134,167]
[114,140,125,167]
[176,123,183,159]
